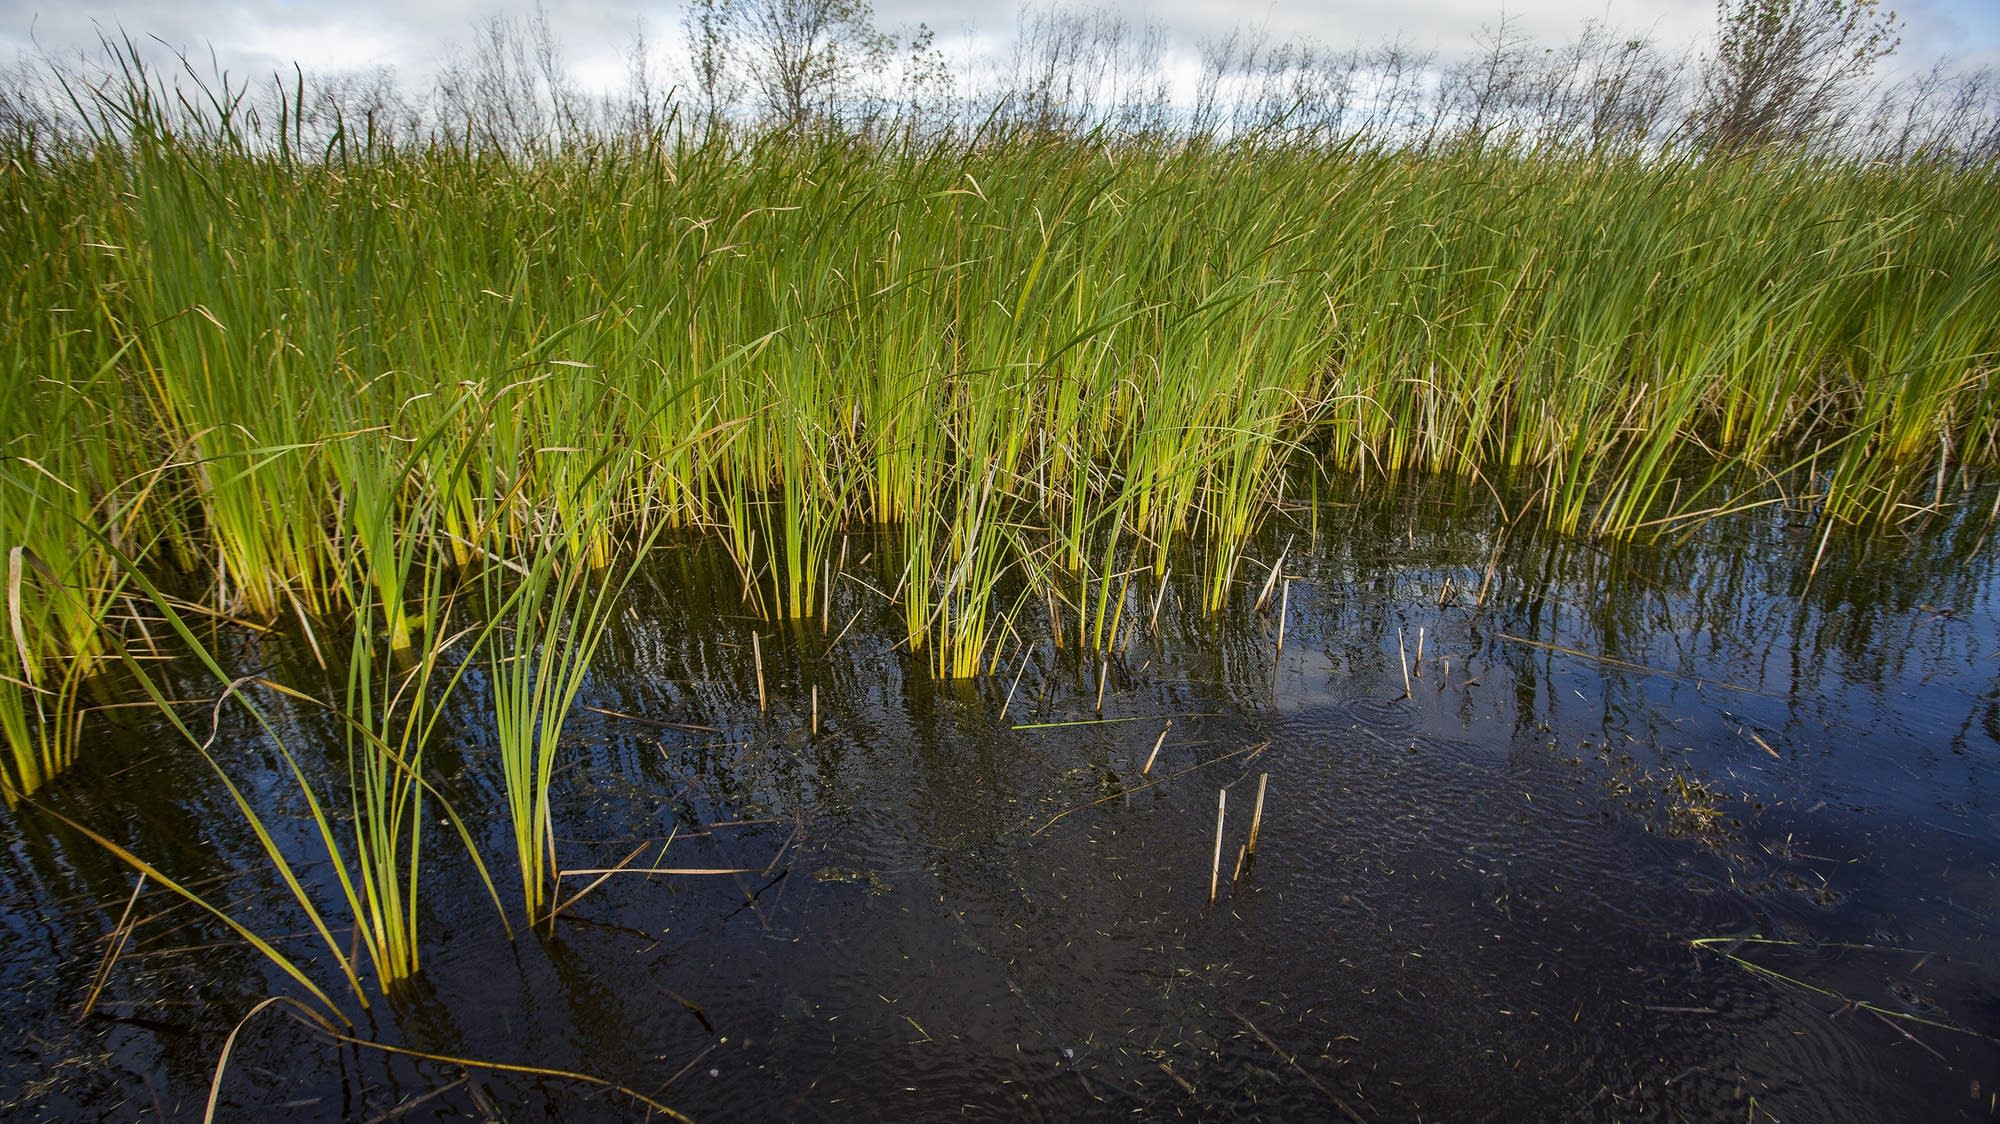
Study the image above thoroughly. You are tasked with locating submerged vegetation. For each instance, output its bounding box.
[0,1,1996,1044]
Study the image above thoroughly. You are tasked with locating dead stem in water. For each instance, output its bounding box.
[1227,1004,1368,1123]
[1496,634,1775,696]
[205,995,696,1123]
[1031,742,1267,837]
[1688,937,1995,1041]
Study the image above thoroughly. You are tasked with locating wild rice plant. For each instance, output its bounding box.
[484,508,645,926]
[333,577,510,994]
[2,53,1995,804]
[319,433,507,991]
[62,461,503,1007]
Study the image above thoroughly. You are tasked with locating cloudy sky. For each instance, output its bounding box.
[5,0,1997,95]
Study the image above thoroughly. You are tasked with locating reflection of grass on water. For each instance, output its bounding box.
[0,41,1996,1073]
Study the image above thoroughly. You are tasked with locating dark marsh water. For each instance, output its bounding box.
[3,481,1997,1120]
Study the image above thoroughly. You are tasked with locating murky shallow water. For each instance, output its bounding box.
[4,482,1997,1120]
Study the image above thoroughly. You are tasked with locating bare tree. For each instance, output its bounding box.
[15,0,1990,160]
[1244,43,1364,143]
[623,21,664,136]
[682,0,741,134]
[1357,39,1436,143]
[1001,7,1163,135]
[1696,0,1902,149]
[261,63,419,155]
[0,57,70,155]
[436,5,584,154]
[1190,30,1254,137]
[1578,35,1691,150]
[1871,61,2000,162]
[1005,6,1107,133]
[737,0,889,130]
[1441,14,1531,143]
[895,23,958,136]
[1473,23,1693,152]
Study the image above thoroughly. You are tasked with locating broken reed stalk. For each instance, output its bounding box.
[1494,632,1769,695]
[1397,627,1412,699]
[1232,843,1247,884]
[1000,654,1029,723]
[1142,719,1172,775]
[305,1013,695,1121]
[1253,539,1290,613]
[1276,578,1290,653]
[1247,772,1268,857]
[1934,430,1950,510]
[1476,535,1505,609]
[79,872,147,1022]
[1150,566,1169,636]
[546,841,647,924]
[810,683,819,736]
[1414,626,1424,673]
[826,608,862,651]
[558,865,759,876]
[751,631,766,713]
[1095,658,1107,714]
[1227,1005,1368,1123]
[1030,741,1267,837]
[1210,788,1227,905]
[1803,515,1837,599]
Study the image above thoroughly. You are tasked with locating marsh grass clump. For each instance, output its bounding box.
[0,19,1991,1115]
[0,40,1994,846]
[484,518,647,927]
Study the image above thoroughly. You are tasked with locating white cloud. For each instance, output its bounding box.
[3,0,1991,93]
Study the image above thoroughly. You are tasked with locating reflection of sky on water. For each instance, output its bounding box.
[1,478,1994,1118]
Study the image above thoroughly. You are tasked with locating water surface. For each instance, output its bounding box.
[3,482,1996,1120]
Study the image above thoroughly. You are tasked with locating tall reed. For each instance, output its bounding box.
[2,56,1995,798]
[34,524,500,1016]
[484,506,645,926]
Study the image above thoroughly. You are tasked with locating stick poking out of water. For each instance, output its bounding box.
[1150,566,1169,636]
[826,608,862,652]
[79,873,146,1022]
[1210,789,1227,905]
[751,632,767,713]
[1397,627,1412,699]
[585,705,722,734]
[1142,720,1172,776]
[810,683,819,736]
[1030,741,1266,837]
[1247,773,1268,858]
[1000,654,1029,723]
[1276,579,1290,653]
[1253,536,1291,613]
